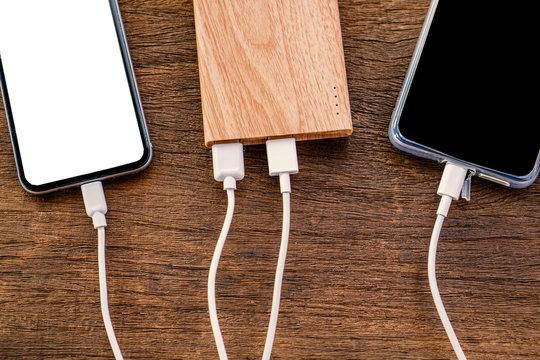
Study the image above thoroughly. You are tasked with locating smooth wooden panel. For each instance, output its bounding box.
[0,1,538,359]
[194,0,352,147]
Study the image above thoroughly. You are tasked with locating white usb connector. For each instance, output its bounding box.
[81,181,108,228]
[266,137,299,177]
[266,137,298,195]
[436,162,468,218]
[212,142,244,190]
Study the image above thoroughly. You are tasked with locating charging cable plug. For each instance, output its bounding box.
[81,181,124,360]
[436,162,468,217]
[262,137,298,360]
[266,137,298,193]
[212,142,245,190]
[429,162,469,360]
[208,142,244,360]
[82,181,108,228]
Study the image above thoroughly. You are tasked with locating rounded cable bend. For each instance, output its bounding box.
[208,188,235,360]
[428,201,467,360]
[98,226,124,360]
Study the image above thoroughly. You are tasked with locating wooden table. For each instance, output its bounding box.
[1,1,538,359]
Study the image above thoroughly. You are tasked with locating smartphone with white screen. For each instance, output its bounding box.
[0,0,152,194]
[389,0,539,188]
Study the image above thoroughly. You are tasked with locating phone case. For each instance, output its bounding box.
[388,0,539,189]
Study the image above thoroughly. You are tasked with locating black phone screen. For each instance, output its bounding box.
[397,2,538,177]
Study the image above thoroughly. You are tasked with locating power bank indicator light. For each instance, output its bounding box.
[334,87,339,115]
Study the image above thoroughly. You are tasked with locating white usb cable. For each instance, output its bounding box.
[208,143,245,360]
[81,181,124,360]
[429,162,469,360]
[262,137,298,360]
[208,139,297,360]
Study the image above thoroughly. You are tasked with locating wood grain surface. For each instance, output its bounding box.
[0,1,538,359]
[194,0,352,147]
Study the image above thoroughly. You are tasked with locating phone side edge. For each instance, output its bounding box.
[389,0,440,158]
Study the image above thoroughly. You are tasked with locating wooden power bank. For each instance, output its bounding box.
[194,0,353,147]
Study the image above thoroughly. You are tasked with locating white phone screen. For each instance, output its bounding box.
[0,0,146,187]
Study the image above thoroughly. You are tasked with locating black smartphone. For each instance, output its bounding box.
[0,0,152,194]
[389,0,539,188]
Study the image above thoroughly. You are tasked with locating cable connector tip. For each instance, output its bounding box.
[437,162,468,200]
[436,162,468,218]
[279,173,291,194]
[212,143,244,183]
[81,181,108,229]
[266,138,298,177]
[223,176,236,191]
